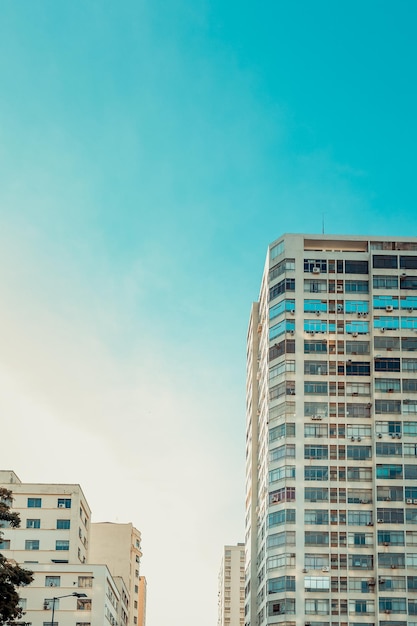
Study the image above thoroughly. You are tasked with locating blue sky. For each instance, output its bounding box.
[1,1,417,625]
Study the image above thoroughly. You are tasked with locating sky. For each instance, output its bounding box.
[1,1,417,625]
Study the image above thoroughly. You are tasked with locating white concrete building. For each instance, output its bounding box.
[0,471,143,626]
[218,544,245,626]
[245,235,417,626]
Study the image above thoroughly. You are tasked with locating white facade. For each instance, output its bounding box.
[0,471,141,626]
[218,544,245,626]
[245,235,417,626]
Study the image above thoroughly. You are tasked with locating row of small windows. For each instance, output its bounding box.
[266,531,417,551]
[269,464,417,483]
[303,277,417,294]
[269,486,417,505]
[304,260,369,274]
[266,596,417,616]
[26,519,71,529]
[270,421,417,442]
[302,296,417,312]
[302,338,417,354]
[27,498,71,508]
[0,539,70,550]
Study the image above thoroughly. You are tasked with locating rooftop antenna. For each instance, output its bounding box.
[322,213,325,234]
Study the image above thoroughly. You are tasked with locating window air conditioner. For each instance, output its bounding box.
[315,310,321,316]
[322,566,329,572]
[380,327,385,333]
[377,518,384,523]
[352,332,358,337]
[58,503,65,508]
[312,267,320,274]
[385,305,393,312]
[407,499,413,504]
[414,499,417,505]
[377,433,382,438]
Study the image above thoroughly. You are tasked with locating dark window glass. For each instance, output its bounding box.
[373,255,398,268]
[269,339,295,361]
[400,256,417,269]
[375,358,400,372]
[346,362,370,376]
[345,260,368,274]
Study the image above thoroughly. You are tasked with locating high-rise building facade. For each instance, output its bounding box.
[245,234,417,626]
[218,543,245,626]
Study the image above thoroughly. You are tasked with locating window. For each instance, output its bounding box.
[377,531,405,546]
[305,466,328,481]
[304,554,329,569]
[269,257,295,279]
[305,599,329,615]
[56,540,69,551]
[268,576,296,593]
[405,464,417,479]
[379,598,406,613]
[27,498,41,508]
[400,255,417,269]
[269,299,296,320]
[270,240,284,259]
[267,531,296,547]
[373,254,398,268]
[269,487,295,504]
[78,576,93,588]
[269,319,295,340]
[346,340,370,354]
[402,337,417,351]
[305,532,329,546]
[305,510,329,525]
[376,442,402,456]
[0,540,10,549]
[304,340,327,354]
[268,598,296,615]
[25,540,39,550]
[77,599,92,611]
[376,464,403,479]
[304,279,327,293]
[269,465,295,482]
[375,358,401,372]
[45,576,61,587]
[270,444,296,461]
[305,402,328,418]
[345,280,369,293]
[403,358,417,371]
[305,487,328,502]
[26,519,40,529]
[374,275,398,289]
[304,424,328,438]
[269,422,295,441]
[304,445,328,459]
[347,511,372,526]
[270,278,295,301]
[268,509,296,527]
[57,498,71,509]
[349,554,374,569]
[345,260,368,274]
[377,508,404,524]
[304,576,330,591]
[404,422,417,435]
[375,335,400,350]
[375,378,401,393]
[347,446,372,460]
[379,553,405,568]
[304,382,328,394]
[375,399,401,414]
[57,519,70,529]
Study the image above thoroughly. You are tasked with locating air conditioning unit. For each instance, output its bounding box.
[385,609,392,613]
[58,503,65,508]
[302,568,308,573]
[352,332,358,337]
[290,309,295,315]
[383,542,390,546]
[367,522,374,526]
[396,433,401,439]
[312,267,321,274]
[377,433,382,438]
[386,305,393,312]
[337,285,343,292]
[257,324,262,333]
[377,518,384,523]
[315,310,321,316]
[337,305,343,313]
[322,566,329,572]
[401,272,407,277]
[351,436,355,441]
[357,436,361,441]
[390,565,396,570]
[380,327,385,333]
[413,499,417,505]
[407,499,413,504]
[289,329,295,335]
[408,307,413,313]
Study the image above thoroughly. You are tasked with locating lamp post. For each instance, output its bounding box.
[49,592,87,626]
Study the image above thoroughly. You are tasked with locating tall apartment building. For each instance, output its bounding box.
[0,470,143,626]
[245,234,417,626]
[89,522,143,626]
[218,543,245,626]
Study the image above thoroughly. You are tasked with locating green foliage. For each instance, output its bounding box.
[0,488,33,625]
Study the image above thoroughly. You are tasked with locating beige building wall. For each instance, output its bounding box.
[90,522,143,626]
[138,576,147,626]
[218,543,245,626]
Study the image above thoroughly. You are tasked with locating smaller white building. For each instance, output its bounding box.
[218,544,245,626]
[15,562,126,626]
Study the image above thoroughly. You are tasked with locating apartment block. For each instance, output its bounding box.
[0,470,143,626]
[245,235,417,626]
[89,522,143,626]
[218,544,245,626]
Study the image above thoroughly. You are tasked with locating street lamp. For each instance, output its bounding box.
[48,592,87,626]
